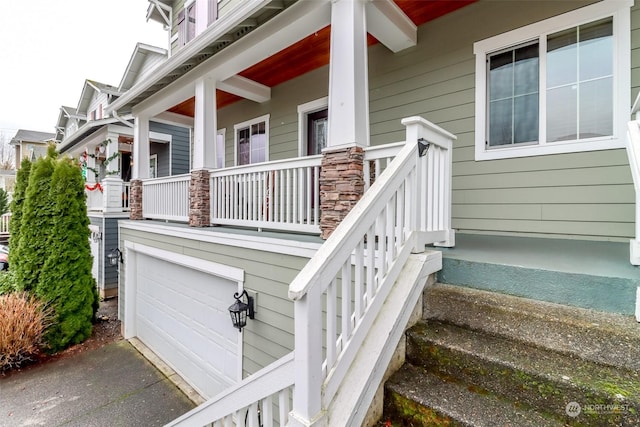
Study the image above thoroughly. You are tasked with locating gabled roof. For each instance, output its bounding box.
[119,43,168,92]
[147,0,173,27]
[10,129,56,146]
[76,79,122,115]
[55,106,83,142]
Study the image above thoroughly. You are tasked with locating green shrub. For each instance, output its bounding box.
[0,292,52,371]
[0,271,16,296]
[9,158,31,274]
[37,156,97,352]
[14,153,55,292]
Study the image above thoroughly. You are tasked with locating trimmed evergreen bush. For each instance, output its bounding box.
[37,156,97,352]
[14,148,56,292]
[0,188,9,217]
[8,158,31,280]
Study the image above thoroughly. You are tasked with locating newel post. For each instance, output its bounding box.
[402,116,456,250]
[289,286,326,427]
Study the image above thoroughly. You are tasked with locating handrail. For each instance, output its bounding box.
[288,117,455,425]
[626,120,640,266]
[166,352,295,427]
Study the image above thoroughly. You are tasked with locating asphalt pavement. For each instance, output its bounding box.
[0,340,195,427]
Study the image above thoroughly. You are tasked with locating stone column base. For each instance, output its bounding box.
[129,180,143,220]
[189,169,211,227]
[320,146,365,239]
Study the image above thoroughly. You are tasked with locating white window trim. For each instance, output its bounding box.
[297,97,328,156]
[217,128,226,169]
[233,114,270,166]
[473,0,632,161]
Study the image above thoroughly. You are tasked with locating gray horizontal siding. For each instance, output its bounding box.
[103,217,120,290]
[212,0,636,242]
[150,121,190,176]
[119,226,310,378]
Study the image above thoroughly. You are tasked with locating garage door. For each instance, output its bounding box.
[135,253,239,398]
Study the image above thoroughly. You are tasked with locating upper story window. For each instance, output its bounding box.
[234,115,269,166]
[474,0,631,160]
[177,0,218,47]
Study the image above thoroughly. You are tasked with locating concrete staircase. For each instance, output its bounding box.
[381,283,640,426]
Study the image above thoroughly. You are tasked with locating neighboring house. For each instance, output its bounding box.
[55,43,191,299]
[10,129,55,168]
[100,0,639,425]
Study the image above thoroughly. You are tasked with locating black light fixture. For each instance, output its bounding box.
[228,290,254,332]
[107,248,123,267]
[417,138,431,157]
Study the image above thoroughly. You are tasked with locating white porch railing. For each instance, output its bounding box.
[0,213,10,234]
[142,174,191,222]
[84,181,132,212]
[210,156,322,233]
[363,141,404,189]
[166,117,455,427]
[85,183,104,211]
[122,182,131,211]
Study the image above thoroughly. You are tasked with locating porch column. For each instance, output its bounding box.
[319,0,369,240]
[85,149,97,182]
[130,116,150,220]
[102,132,124,213]
[189,76,217,227]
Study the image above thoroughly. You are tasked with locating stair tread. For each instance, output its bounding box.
[409,319,640,404]
[425,283,640,372]
[385,364,564,427]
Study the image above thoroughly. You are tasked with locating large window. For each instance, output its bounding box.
[474,1,631,160]
[234,115,269,166]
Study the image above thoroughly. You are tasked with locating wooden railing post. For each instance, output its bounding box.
[102,176,124,213]
[289,286,325,427]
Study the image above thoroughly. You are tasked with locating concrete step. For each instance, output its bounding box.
[402,319,640,426]
[383,364,564,427]
[424,283,640,372]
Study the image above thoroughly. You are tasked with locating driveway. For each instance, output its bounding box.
[0,340,195,427]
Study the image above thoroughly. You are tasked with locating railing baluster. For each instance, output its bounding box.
[326,277,337,368]
[278,389,290,426]
[341,261,352,346]
[354,240,364,321]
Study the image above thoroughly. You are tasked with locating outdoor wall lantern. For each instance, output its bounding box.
[228,290,254,332]
[107,248,123,267]
[417,138,430,157]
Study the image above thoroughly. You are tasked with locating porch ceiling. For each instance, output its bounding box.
[167,0,476,118]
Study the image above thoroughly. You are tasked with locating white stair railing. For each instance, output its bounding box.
[164,117,455,427]
[210,156,322,233]
[142,174,191,222]
[288,117,455,426]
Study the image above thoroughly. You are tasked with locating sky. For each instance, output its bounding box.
[0,0,168,139]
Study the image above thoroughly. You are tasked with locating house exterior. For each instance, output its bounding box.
[10,129,55,168]
[98,0,639,424]
[55,44,192,299]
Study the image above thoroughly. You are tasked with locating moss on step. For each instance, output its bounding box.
[384,390,455,427]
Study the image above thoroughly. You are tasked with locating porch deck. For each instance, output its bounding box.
[435,233,639,316]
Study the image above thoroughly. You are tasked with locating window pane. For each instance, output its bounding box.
[488,43,539,147]
[489,51,513,101]
[489,99,513,146]
[580,77,613,138]
[250,122,266,164]
[238,128,250,165]
[547,85,577,142]
[216,134,224,169]
[514,44,539,96]
[579,18,613,81]
[514,94,538,143]
[547,27,577,88]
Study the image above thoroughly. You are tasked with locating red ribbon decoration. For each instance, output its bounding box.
[84,183,103,192]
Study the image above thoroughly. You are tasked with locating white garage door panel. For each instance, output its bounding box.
[135,253,239,399]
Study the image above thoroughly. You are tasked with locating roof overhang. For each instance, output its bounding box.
[57,117,122,154]
[147,0,172,28]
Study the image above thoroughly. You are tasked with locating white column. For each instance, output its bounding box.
[327,0,369,149]
[102,132,124,213]
[85,150,97,182]
[193,76,217,170]
[133,116,151,180]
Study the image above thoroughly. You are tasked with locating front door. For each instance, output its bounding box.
[307,109,328,156]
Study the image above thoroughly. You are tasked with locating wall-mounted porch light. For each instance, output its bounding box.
[417,138,431,157]
[107,248,123,267]
[228,290,254,332]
